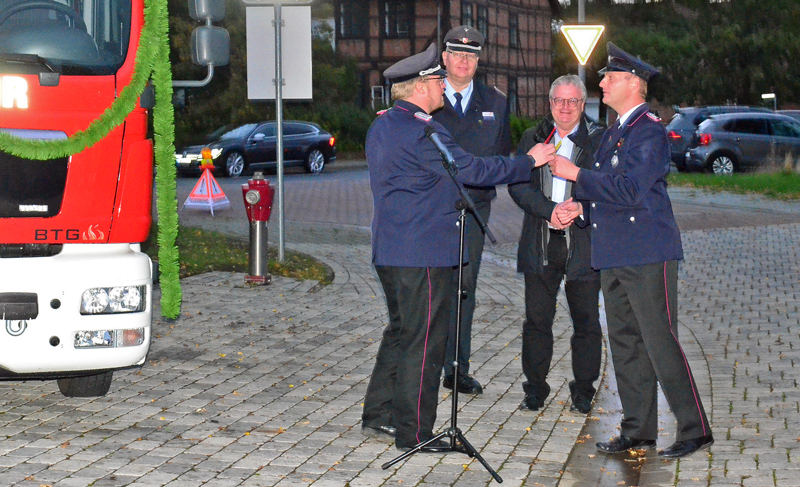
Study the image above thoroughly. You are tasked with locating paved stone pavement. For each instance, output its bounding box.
[2,165,800,486]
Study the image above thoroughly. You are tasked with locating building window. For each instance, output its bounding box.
[461,2,473,27]
[383,1,412,38]
[476,5,488,38]
[508,77,518,115]
[509,12,519,48]
[338,0,366,38]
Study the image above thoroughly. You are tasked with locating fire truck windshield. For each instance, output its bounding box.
[0,0,131,75]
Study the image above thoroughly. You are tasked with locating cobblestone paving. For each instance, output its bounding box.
[2,179,800,486]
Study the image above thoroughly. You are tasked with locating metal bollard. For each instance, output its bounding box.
[247,219,270,284]
[241,172,274,285]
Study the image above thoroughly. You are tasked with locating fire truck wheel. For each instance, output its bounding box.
[57,370,113,397]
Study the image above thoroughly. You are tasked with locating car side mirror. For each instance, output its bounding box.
[252,133,266,141]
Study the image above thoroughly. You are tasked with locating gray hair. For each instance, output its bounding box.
[391,76,422,100]
[549,74,587,100]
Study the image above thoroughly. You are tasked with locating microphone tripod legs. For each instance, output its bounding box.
[381,427,503,484]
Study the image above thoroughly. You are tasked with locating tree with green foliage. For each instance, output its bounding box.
[555,0,800,109]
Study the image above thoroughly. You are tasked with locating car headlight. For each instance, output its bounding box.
[80,286,146,315]
[210,148,223,159]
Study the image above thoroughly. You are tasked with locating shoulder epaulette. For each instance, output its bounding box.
[628,111,649,127]
[646,112,661,122]
[376,108,389,116]
[492,86,507,98]
[414,111,432,122]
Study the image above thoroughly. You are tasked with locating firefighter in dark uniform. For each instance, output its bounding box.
[432,25,512,396]
[360,44,550,452]
[550,43,714,459]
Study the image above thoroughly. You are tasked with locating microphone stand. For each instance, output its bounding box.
[381,138,503,484]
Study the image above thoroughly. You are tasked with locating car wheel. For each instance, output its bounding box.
[305,149,325,174]
[225,152,245,177]
[708,153,737,175]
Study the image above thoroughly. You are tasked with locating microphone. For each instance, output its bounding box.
[424,126,456,170]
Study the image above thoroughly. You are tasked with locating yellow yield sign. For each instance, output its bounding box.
[561,25,605,66]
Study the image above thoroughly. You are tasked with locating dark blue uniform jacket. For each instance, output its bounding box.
[367,100,531,268]
[575,104,683,270]
[431,82,511,205]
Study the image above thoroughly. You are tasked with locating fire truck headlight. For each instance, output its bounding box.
[80,286,146,315]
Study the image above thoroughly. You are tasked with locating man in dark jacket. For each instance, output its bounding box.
[432,25,512,396]
[508,75,605,414]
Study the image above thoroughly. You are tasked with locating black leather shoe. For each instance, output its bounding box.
[596,435,656,453]
[361,424,396,441]
[396,438,454,453]
[442,374,483,395]
[519,394,545,411]
[658,435,714,458]
[569,394,592,414]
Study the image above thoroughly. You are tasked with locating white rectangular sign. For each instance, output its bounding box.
[246,6,313,100]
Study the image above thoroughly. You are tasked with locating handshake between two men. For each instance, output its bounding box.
[529,141,583,230]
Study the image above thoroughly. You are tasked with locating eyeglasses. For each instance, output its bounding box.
[425,77,446,87]
[446,50,479,62]
[550,97,584,108]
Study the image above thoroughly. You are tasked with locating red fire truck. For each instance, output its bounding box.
[0,0,154,396]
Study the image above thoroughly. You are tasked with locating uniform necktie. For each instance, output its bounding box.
[454,92,463,117]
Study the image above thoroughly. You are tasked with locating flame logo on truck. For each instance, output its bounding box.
[82,224,105,241]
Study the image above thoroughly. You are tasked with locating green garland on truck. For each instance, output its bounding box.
[0,0,181,319]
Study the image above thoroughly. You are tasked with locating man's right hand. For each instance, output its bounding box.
[550,198,582,228]
[528,143,556,168]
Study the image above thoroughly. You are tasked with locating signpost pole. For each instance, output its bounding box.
[273,1,285,262]
[578,0,585,82]
[242,0,312,262]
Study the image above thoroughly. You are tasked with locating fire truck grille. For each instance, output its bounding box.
[0,244,63,258]
[0,150,68,218]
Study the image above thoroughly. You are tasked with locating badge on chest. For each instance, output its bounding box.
[610,138,624,168]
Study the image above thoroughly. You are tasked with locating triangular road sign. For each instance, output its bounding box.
[561,25,605,66]
[182,168,231,216]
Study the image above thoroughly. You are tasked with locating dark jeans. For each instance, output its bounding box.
[362,265,453,448]
[445,202,490,378]
[521,234,601,400]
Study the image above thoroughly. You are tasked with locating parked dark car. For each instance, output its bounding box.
[684,112,800,174]
[777,110,800,122]
[667,106,772,171]
[175,121,336,177]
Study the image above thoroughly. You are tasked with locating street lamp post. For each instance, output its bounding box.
[762,93,777,111]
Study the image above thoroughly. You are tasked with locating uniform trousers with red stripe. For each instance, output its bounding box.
[362,265,452,448]
[601,260,711,442]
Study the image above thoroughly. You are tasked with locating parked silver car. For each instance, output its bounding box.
[684,112,800,174]
[667,105,772,170]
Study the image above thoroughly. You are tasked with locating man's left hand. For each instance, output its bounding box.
[553,198,582,227]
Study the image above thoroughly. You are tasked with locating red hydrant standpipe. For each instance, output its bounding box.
[241,172,274,285]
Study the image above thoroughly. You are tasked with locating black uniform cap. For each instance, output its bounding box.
[443,25,484,53]
[598,42,659,82]
[383,44,447,83]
